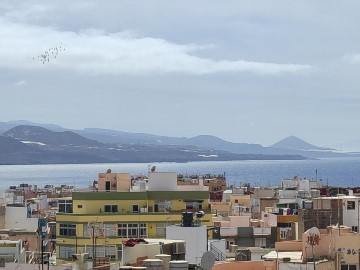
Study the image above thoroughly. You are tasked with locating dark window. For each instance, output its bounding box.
[341,265,357,270]
[132,205,139,213]
[105,181,111,192]
[58,200,73,213]
[77,205,82,208]
[59,224,76,236]
[347,201,355,210]
[105,205,118,213]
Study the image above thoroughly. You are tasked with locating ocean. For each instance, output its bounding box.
[0,158,359,189]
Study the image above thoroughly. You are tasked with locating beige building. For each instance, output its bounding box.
[267,225,360,270]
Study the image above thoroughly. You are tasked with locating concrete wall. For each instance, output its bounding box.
[98,173,131,192]
[275,240,303,251]
[229,195,251,207]
[279,261,333,270]
[262,211,277,227]
[166,225,207,265]
[123,243,161,266]
[213,260,276,270]
[260,198,279,213]
[229,216,250,227]
[0,205,5,229]
[5,263,72,270]
[342,196,359,229]
[5,206,38,232]
[149,173,177,191]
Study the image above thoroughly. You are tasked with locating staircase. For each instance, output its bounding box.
[209,243,226,261]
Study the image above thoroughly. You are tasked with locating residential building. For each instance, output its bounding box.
[55,171,211,263]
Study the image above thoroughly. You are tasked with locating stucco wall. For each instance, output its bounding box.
[213,260,276,270]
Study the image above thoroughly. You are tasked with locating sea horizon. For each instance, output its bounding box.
[0,158,360,189]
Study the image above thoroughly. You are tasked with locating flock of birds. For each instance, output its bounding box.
[30,43,67,64]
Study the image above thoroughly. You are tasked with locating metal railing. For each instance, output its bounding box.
[209,243,226,261]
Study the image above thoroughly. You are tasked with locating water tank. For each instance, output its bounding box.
[229,245,237,253]
[155,254,171,270]
[142,259,163,270]
[297,190,307,199]
[169,260,189,270]
[311,189,320,198]
[182,212,193,227]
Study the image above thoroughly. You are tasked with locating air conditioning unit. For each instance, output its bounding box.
[173,242,184,254]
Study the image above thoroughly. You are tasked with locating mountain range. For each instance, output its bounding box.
[0,120,358,165]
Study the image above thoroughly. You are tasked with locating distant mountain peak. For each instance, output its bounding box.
[270,136,334,151]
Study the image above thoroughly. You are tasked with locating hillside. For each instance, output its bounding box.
[270,136,334,151]
[0,125,306,164]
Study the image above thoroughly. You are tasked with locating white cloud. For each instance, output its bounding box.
[14,80,28,86]
[341,53,360,64]
[0,19,311,76]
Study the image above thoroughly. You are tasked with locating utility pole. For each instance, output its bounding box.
[92,225,95,270]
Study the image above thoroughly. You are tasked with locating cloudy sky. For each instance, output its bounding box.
[1,1,360,150]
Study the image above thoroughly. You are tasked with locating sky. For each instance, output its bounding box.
[1,1,360,150]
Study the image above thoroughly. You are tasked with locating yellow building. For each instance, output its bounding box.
[56,171,211,262]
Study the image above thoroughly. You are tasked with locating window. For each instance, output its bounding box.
[104,205,118,213]
[59,246,75,259]
[347,201,355,210]
[59,224,76,236]
[128,224,139,237]
[185,200,203,210]
[139,223,147,238]
[58,199,73,213]
[104,223,117,237]
[154,200,172,212]
[77,205,82,208]
[351,226,358,233]
[235,199,239,203]
[85,245,117,259]
[341,265,357,270]
[117,223,146,238]
[132,205,139,213]
[118,224,127,238]
[156,223,166,238]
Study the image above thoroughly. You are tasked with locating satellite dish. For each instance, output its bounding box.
[151,166,156,172]
[200,251,216,270]
[196,211,205,218]
[305,227,321,246]
[306,227,320,238]
[107,169,111,173]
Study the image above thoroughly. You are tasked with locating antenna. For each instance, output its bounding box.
[200,251,216,270]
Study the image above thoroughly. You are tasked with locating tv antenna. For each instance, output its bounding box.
[199,251,216,270]
[87,220,104,238]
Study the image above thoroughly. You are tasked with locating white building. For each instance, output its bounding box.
[0,239,26,263]
[341,195,360,233]
[166,225,207,265]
